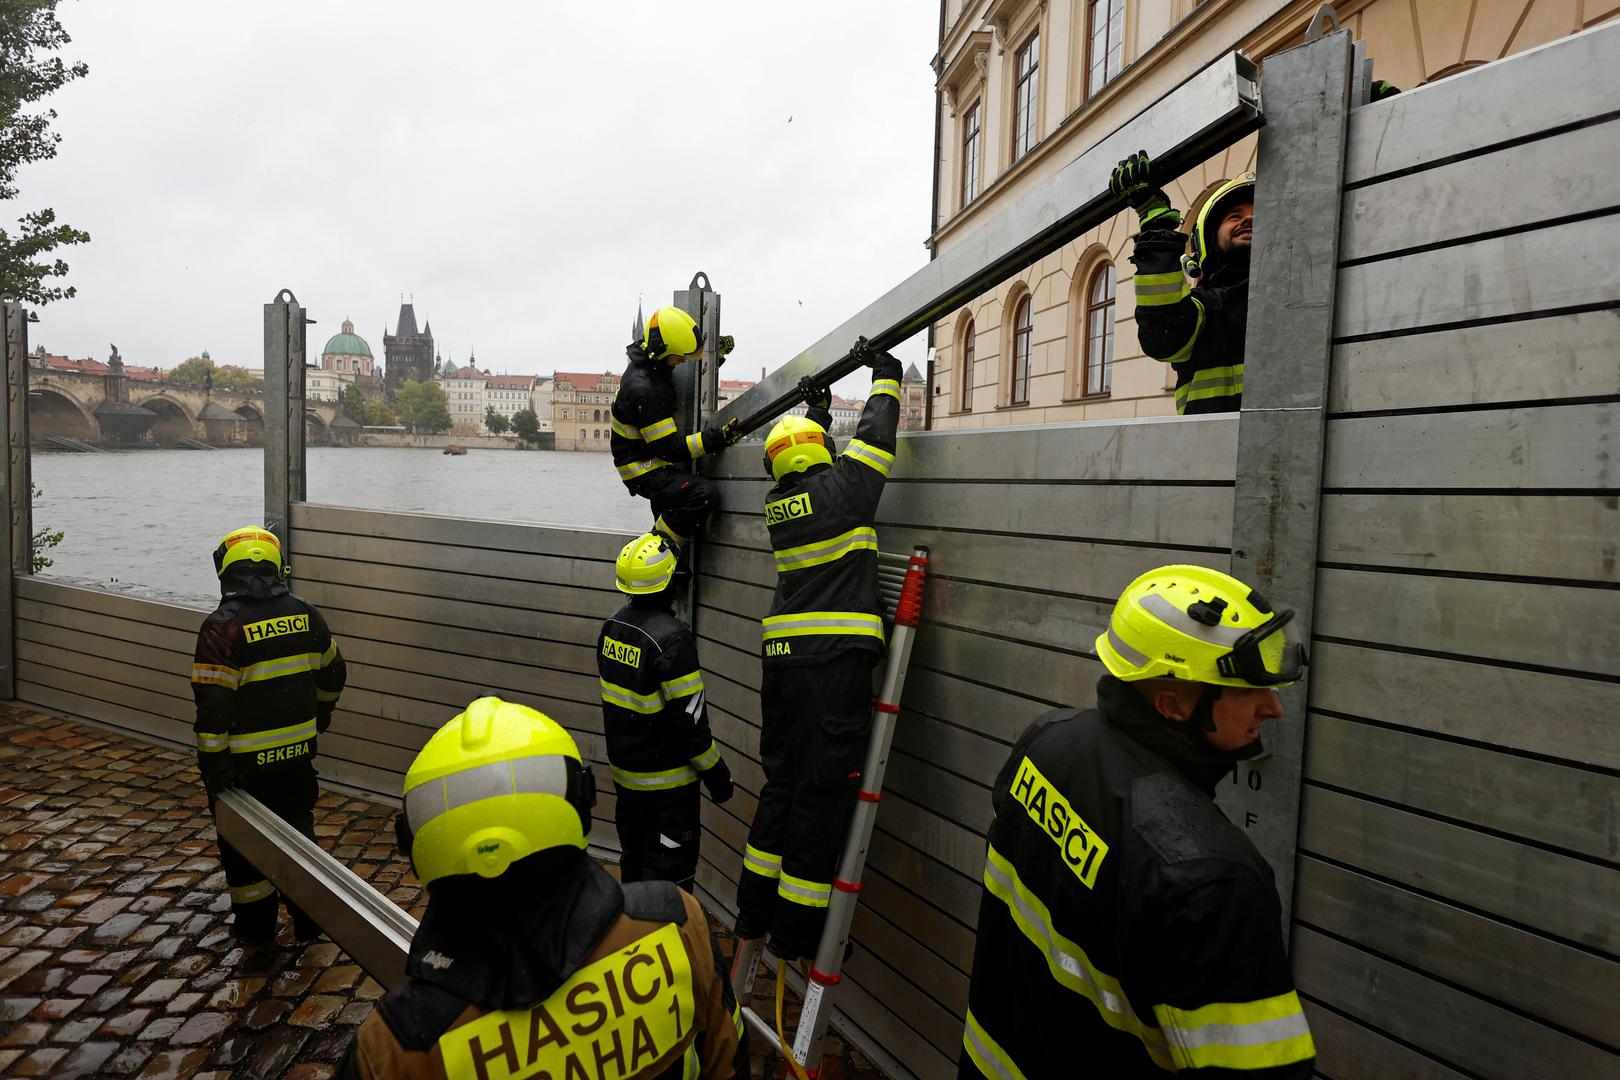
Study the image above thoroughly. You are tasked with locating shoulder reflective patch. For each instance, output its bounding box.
[439,922,694,1080]
[764,491,813,526]
[602,636,642,668]
[1009,755,1109,888]
[242,613,310,644]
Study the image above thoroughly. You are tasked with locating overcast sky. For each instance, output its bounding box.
[25,1,939,390]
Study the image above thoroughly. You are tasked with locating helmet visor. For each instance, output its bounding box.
[1215,605,1307,687]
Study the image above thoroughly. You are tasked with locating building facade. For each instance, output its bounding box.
[928,0,1617,429]
[382,301,435,399]
[439,364,491,435]
[320,319,375,379]
[552,371,620,452]
[485,374,535,429]
[531,377,555,433]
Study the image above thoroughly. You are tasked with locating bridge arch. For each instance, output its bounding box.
[234,403,265,445]
[305,412,330,446]
[134,395,199,446]
[27,387,98,444]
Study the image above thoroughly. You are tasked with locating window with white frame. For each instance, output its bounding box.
[1087,0,1124,98]
[1013,31,1040,162]
[961,100,981,206]
[1082,261,1116,395]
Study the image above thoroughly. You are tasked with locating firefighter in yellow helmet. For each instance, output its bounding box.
[1111,151,1254,414]
[735,339,902,962]
[598,533,734,893]
[190,526,346,942]
[339,697,746,1079]
[960,565,1316,1079]
[611,305,742,550]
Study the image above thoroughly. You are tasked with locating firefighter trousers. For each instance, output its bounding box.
[615,781,703,894]
[214,774,318,942]
[737,651,877,959]
[629,469,720,547]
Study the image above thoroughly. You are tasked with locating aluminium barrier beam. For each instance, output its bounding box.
[716,51,1262,432]
[215,788,416,990]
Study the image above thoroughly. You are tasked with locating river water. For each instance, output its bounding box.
[30,447,651,606]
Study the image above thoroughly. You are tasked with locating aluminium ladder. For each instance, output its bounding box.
[729,544,930,1076]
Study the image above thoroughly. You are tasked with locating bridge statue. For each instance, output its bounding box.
[106,344,123,373]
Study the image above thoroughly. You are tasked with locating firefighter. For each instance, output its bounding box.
[611,305,741,550]
[190,526,346,942]
[1110,151,1254,414]
[338,697,746,1080]
[598,532,735,893]
[734,339,902,962]
[959,565,1316,1079]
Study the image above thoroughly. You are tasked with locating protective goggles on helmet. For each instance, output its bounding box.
[1212,603,1308,687]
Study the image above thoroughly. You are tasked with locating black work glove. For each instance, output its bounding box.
[797,376,832,411]
[1370,80,1401,102]
[316,704,335,734]
[1110,150,1181,230]
[199,755,241,800]
[701,758,735,805]
[702,418,743,452]
[850,335,879,367]
[716,334,735,367]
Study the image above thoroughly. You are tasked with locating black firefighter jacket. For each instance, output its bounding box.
[760,352,903,669]
[610,345,724,489]
[960,676,1315,1079]
[597,599,724,794]
[190,581,345,806]
[1130,228,1248,415]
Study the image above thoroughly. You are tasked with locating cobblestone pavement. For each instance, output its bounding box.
[0,708,887,1079]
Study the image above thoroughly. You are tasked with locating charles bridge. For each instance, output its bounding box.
[27,367,343,449]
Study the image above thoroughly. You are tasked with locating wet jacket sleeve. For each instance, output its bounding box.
[682,891,746,1078]
[1129,229,1207,364]
[1128,871,1316,1077]
[626,377,714,463]
[190,615,240,790]
[653,631,722,773]
[832,352,903,518]
[311,606,346,732]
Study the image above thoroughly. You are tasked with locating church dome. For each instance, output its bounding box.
[323,319,373,357]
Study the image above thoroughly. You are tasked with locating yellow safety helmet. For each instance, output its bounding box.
[615,532,676,595]
[1185,172,1255,277]
[212,525,284,578]
[763,414,833,482]
[642,305,703,360]
[400,697,596,887]
[1095,564,1306,689]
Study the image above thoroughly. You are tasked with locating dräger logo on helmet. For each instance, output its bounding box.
[1010,755,1109,889]
[764,492,813,525]
[242,614,309,643]
[441,922,695,1080]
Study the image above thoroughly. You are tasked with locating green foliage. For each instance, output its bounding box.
[166,356,214,387]
[165,356,262,393]
[394,379,451,434]
[29,482,62,572]
[342,383,369,424]
[213,365,261,393]
[367,400,397,426]
[510,408,540,439]
[0,2,90,310]
[483,405,510,435]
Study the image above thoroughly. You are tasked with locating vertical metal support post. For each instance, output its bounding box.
[1220,31,1353,927]
[263,290,306,555]
[0,302,30,700]
[671,273,720,626]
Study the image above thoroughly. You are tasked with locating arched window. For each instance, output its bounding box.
[579,428,587,440]
[1010,295,1033,405]
[960,319,975,412]
[562,408,570,420]
[1083,261,1116,395]
[594,409,602,422]
[594,429,601,440]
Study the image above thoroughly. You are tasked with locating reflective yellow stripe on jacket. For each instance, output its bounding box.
[616,458,667,482]
[1155,993,1315,1071]
[777,871,831,909]
[600,678,663,715]
[742,844,782,880]
[611,416,641,440]
[1134,270,1190,307]
[842,439,893,477]
[773,525,878,574]
[229,718,318,755]
[684,432,706,458]
[660,671,705,699]
[641,417,678,442]
[238,652,323,687]
[610,763,698,791]
[690,740,721,772]
[1174,363,1244,413]
[869,379,901,402]
[1163,295,1207,365]
[191,663,240,690]
[762,611,884,643]
[963,1008,1030,1080]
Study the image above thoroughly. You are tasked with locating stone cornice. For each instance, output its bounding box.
[939,29,993,104]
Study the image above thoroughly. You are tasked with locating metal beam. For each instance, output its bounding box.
[1220,31,1354,927]
[0,301,28,700]
[215,788,416,989]
[263,290,306,553]
[716,51,1261,428]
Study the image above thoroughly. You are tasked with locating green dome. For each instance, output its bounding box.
[322,319,372,358]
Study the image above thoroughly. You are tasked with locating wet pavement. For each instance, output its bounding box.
[0,707,886,1079]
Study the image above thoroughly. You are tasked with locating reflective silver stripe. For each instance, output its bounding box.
[869,379,901,401]
[228,719,317,752]
[684,432,705,457]
[843,438,893,476]
[761,612,884,640]
[641,417,678,441]
[611,416,640,439]
[600,678,664,714]
[1139,592,1246,646]
[237,652,323,687]
[1107,625,1151,667]
[743,844,782,879]
[963,1009,1030,1080]
[321,640,339,665]
[777,873,831,908]
[195,731,228,752]
[773,526,879,573]
[610,764,699,790]
[1163,1010,1313,1053]
[191,664,240,690]
[230,880,275,905]
[617,458,666,481]
[690,740,721,771]
[405,754,570,832]
[660,671,705,699]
